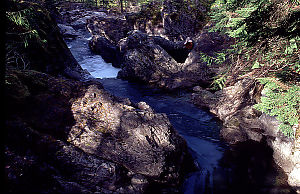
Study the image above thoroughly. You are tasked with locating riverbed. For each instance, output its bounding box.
[66,28,296,194]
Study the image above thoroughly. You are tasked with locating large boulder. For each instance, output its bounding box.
[191,78,261,144]
[117,31,181,90]
[89,35,122,68]
[152,36,190,63]
[57,23,80,39]
[259,113,300,193]
[5,68,196,193]
[117,30,213,90]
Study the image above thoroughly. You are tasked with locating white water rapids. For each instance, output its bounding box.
[66,29,120,78]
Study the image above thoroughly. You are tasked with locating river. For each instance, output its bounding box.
[66,29,296,194]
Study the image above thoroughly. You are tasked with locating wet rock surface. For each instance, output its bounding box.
[6,1,299,193]
[192,78,260,143]
[62,2,299,192]
[117,30,181,90]
[5,68,196,193]
[89,35,122,67]
[78,0,225,91]
[260,114,300,192]
[5,3,198,192]
[57,23,80,39]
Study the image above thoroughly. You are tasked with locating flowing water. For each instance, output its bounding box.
[66,28,296,194]
[66,29,120,78]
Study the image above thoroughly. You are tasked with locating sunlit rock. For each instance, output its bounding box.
[5,69,196,193]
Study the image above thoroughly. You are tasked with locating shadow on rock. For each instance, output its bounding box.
[5,68,196,193]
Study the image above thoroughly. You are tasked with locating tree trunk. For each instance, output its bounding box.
[120,0,123,13]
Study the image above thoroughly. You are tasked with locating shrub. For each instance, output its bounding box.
[254,78,300,138]
[208,0,300,137]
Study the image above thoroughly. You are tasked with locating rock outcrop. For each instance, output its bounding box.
[89,35,122,67]
[5,1,196,193]
[152,36,190,63]
[79,1,224,91]
[5,68,196,193]
[59,8,107,30]
[191,78,300,192]
[57,23,80,39]
[260,114,300,192]
[117,30,181,90]
[117,30,217,90]
[192,78,262,143]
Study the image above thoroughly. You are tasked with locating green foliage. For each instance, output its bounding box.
[213,0,299,71]
[6,1,48,49]
[254,78,300,138]
[197,51,230,90]
[198,51,228,66]
[208,0,300,138]
[212,73,227,90]
[6,8,44,48]
[5,0,49,70]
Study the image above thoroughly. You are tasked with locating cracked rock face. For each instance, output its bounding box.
[5,69,195,193]
[69,84,193,180]
[117,30,213,90]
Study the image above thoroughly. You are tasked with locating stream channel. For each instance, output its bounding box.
[66,29,296,194]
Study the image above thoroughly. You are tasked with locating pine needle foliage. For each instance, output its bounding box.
[6,3,46,48]
[254,78,300,138]
[5,0,48,69]
[208,0,300,137]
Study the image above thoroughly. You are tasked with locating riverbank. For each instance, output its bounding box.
[5,1,196,193]
[75,0,300,191]
[61,2,298,193]
[5,0,299,193]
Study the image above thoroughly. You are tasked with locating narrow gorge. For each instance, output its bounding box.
[5,0,300,193]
